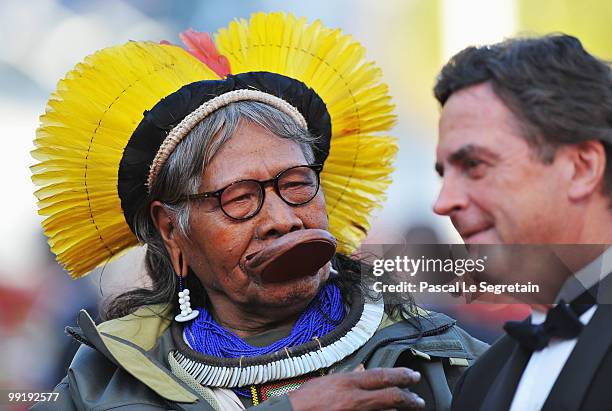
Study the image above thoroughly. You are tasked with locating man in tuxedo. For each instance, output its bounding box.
[432,34,612,410]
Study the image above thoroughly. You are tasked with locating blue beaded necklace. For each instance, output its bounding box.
[184,282,345,399]
[185,282,345,358]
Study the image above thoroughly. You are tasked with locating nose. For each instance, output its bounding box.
[254,187,304,240]
[433,174,469,216]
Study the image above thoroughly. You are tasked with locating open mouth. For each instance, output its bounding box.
[242,229,337,283]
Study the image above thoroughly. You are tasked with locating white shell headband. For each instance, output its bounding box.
[147,88,308,190]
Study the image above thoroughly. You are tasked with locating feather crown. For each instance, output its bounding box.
[32,12,398,278]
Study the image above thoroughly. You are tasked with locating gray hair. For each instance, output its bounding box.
[102,101,319,320]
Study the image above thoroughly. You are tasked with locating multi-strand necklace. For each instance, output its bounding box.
[185,282,346,398]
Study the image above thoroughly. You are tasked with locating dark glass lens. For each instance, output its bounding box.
[277,166,319,205]
[219,181,263,219]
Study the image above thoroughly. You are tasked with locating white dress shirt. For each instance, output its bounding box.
[508,306,597,411]
[508,247,612,411]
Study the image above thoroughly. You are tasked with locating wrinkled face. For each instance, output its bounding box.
[178,121,330,312]
[433,83,572,244]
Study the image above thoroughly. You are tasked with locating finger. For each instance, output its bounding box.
[398,392,426,411]
[360,387,425,411]
[355,368,421,390]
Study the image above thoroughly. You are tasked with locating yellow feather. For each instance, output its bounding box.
[33,12,398,278]
[32,41,218,278]
[215,12,397,254]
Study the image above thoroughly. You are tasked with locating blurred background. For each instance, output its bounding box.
[1,0,612,404]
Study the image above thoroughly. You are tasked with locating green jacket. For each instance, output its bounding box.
[32,305,487,411]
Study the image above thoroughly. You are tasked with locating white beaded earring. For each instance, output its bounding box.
[175,274,199,322]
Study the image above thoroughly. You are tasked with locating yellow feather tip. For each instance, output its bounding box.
[33,42,218,278]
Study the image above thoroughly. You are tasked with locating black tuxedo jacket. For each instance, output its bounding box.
[451,279,612,411]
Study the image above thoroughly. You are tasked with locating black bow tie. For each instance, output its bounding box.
[504,300,593,351]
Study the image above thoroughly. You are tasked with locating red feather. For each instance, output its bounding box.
[178,28,231,78]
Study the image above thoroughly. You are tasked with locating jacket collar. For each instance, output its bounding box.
[72,304,199,403]
[70,303,428,404]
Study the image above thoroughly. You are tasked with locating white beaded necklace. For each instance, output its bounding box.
[170,299,384,388]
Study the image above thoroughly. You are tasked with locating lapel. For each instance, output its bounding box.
[479,319,532,411]
[541,304,612,411]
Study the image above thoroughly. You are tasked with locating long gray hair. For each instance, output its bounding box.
[102,101,319,320]
[102,101,412,322]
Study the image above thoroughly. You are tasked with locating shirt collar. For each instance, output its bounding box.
[556,246,612,303]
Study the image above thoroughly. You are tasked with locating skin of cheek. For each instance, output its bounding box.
[470,155,568,244]
[179,207,254,303]
[180,185,331,311]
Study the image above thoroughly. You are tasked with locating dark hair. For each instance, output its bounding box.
[434,34,612,198]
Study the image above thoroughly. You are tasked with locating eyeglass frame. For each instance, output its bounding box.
[172,164,324,220]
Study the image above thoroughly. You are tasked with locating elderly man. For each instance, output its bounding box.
[31,12,487,411]
[433,34,612,410]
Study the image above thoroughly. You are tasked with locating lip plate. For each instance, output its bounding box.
[260,238,336,283]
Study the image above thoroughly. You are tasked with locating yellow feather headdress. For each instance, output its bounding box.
[32,12,398,279]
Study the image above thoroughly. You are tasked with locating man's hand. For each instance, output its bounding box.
[288,366,425,411]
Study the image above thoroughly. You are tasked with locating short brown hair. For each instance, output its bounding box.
[434,34,612,198]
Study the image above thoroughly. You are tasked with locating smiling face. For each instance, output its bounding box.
[176,120,330,320]
[433,82,575,244]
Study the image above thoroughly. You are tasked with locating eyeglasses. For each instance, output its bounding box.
[176,164,323,220]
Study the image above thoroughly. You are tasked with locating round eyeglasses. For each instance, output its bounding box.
[176,164,323,220]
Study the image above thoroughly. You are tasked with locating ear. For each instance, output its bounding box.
[150,200,187,277]
[566,140,607,201]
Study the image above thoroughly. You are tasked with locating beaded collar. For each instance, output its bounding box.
[169,291,384,388]
[184,283,346,358]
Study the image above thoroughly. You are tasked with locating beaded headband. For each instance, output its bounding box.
[147,89,308,190]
